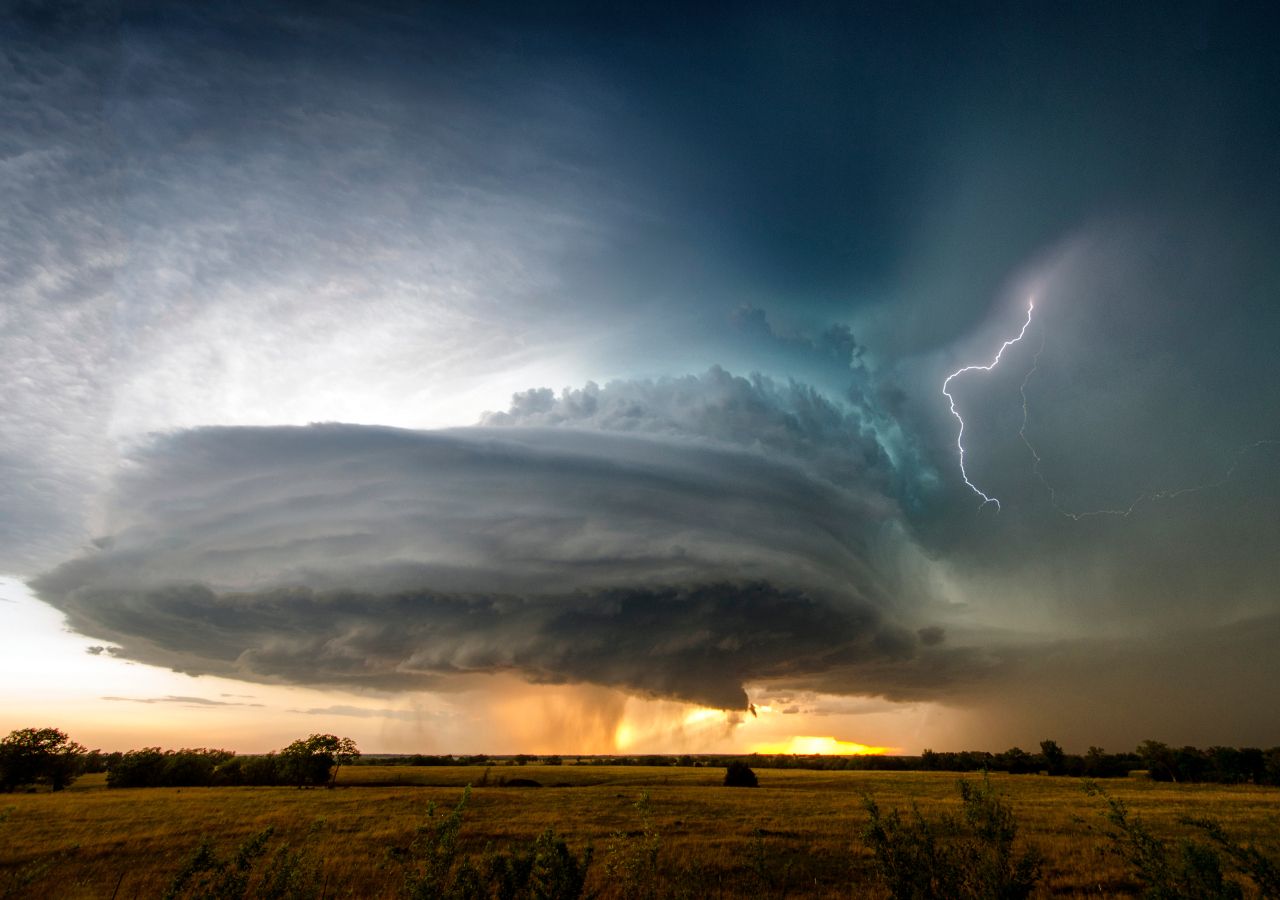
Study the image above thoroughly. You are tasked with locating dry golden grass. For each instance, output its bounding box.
[2,766,1277,898]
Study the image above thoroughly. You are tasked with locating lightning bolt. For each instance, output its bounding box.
[941,298,1036,510]
[943,296,1276,517]
[1018,323,1279,519]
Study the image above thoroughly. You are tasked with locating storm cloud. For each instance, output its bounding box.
[33,402,952,710]
[6,2,1280,749]
[481,367,900,495]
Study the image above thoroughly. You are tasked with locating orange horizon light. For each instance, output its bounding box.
[749,735,895,755]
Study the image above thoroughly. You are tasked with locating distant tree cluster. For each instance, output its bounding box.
[1133,740,1280,784]
[916,741,1141,778]
[105,734,360,789]
[352,753,495,767]
[886,740,1280,784]
[107,747,236,788]
[0,727,359,791]
[511,748,1142,776]
[346,744,1280,783]
[0,727,85,792]
[104,747,291,788]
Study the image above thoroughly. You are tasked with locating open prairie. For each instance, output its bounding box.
[2,767,1278,898]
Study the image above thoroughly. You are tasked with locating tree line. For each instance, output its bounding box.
[0,728,358,791]
[5,726,1280,792]
[370,741,1280,784]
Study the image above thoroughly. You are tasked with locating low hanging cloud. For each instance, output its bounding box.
[101,695,264,708]
[32,374,965,710]
[290,705,428,722]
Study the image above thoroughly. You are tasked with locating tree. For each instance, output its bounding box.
[998,747,1034,774]
[0,727,86,792]
[1136,740,1179,782]
[278,734,359,788]
[1039,740,1066,776]
[106,747,166,788]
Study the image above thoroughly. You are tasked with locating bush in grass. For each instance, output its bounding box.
[723,761,758,787]
[1086,782,1279,899]
[600,792,662,900]
[163,826,324,900]
[397,786,593,900]
[862,773,1042,900]
[1184,817,1280,898]
[163,828,274,900]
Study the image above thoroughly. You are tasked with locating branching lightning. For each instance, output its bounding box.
[1020,341,1279,518]
[944,296,1278,518]
[941,298,1036,510]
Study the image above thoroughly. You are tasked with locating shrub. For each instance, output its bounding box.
[1086,782,1278,899]
[748,828,796,898]
[522,828,593,900]
[162,826,325,900]
[862,773,1042,900]
[398,786,593,900]
[401,788,469,899]
[1184,817,1280,898]
[163,828,275,900]
[724,761,758,787]
[601,792,661,900]
[255,838,325,900]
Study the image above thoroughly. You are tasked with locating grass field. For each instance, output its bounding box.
[2,766,1278,898]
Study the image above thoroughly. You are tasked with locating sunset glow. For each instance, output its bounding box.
[749,736,895,756]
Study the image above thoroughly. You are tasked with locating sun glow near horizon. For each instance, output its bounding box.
[749,735,896,755]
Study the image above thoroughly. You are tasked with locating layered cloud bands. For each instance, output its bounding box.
[34,380,947,709]
[482,366,900,496]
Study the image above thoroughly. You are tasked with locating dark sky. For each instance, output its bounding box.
[4,0,1280,750]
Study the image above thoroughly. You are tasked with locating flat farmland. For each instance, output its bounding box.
[2,767,1277,898]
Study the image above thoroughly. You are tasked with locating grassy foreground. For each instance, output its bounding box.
[2,766,1278,898]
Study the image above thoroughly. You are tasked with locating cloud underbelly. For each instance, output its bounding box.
[33,423,924,708]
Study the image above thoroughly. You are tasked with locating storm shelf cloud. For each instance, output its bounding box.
[32,388,958,711]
